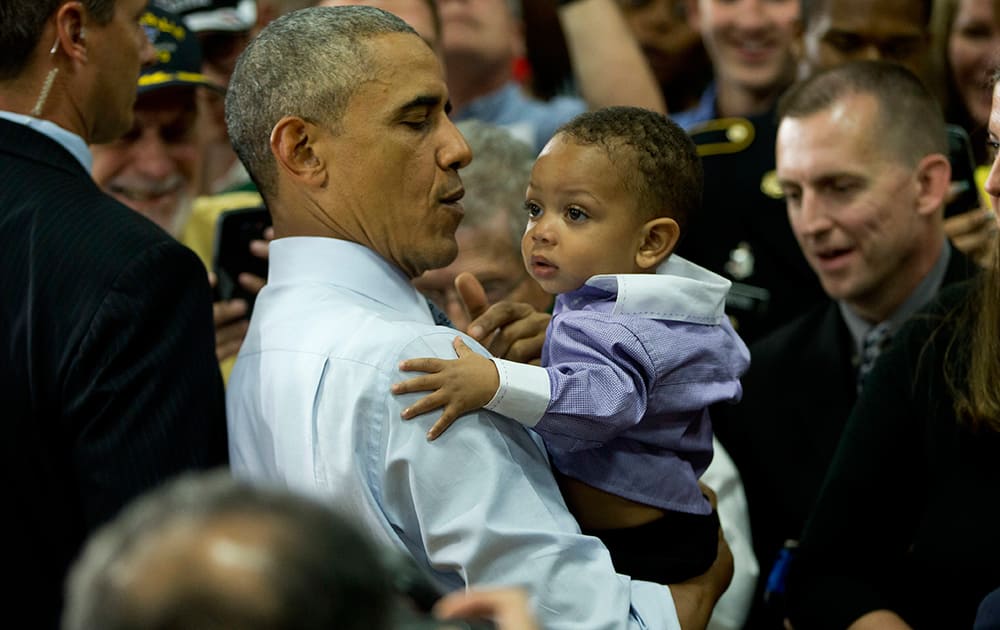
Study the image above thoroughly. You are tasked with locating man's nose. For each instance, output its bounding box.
[440,116,473,171]
[133,132,175,180]
[796,191,833,235]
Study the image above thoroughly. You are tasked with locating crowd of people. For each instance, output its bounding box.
[2,0,999,629]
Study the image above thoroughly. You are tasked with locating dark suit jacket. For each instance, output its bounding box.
[713,248,976,629]
[0,119,228,627]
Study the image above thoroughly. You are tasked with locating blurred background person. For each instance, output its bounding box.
[439,0,664,152]
[92,4,266,364]
[617,0,713,113]
[154,0,260,194]
[931,0,1000,164]
[317,0,442,52]
[795,0,933,79]
[675,0,800,128]
[525,0,713,113]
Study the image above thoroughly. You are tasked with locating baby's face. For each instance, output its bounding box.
[522,135,650,295]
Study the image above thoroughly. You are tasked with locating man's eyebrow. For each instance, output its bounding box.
[399,95,443,112]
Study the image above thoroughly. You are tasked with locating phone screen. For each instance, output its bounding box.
[212,206,271,314]
[945,124,982,218]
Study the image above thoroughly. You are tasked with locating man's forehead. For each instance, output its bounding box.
[364,33,446,102]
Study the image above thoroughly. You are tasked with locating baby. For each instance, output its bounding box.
[393,106,750,583]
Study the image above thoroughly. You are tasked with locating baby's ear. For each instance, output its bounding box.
[635,217,680,270]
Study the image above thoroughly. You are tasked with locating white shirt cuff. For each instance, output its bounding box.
[484,358,550,427]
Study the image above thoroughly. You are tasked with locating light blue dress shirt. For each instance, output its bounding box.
[227,237,682,630]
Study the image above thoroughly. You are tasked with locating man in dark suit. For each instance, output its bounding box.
[713,61,978,629]
[0,1,228,626]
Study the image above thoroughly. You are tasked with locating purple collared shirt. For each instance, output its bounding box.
[487,256,750,515]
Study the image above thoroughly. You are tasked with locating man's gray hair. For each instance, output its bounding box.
[455,120,535,252]
[225,6,418,199]
[63,471,392,630]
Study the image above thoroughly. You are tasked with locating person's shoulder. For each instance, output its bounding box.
[895,278,977,353]
[749,300,840,367]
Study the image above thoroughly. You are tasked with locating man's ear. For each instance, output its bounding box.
[270,116,326,188]
[635,217,680,270]
[54,1,88,63]
[914,153,952,217]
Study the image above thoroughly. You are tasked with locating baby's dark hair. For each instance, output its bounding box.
[555,106,702,232]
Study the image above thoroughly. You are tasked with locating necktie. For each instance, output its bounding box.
[426,299,453,328]
[856,322,892,393]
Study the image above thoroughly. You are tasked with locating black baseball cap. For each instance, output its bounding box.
[137,5,225,95]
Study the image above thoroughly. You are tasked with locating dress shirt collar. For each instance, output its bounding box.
[839,239,952,356]
[562,255,731,325]
[0,110,92,172]
[267,236,435,323]
[671,81,718,132]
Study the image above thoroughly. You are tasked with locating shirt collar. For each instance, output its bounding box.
[0,110,92,172]
[839,240,952,355]
[267,237,434,323]
[672,82,718,132]
[561,255,731,325]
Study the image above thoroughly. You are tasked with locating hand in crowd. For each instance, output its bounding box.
[432,587,540,630]
[944,205,997,269]
[210,226,273,361]
[457,272,550,365]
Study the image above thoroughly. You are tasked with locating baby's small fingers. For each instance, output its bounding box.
[401,392,447,419]
[391,374,441,395]
[399,358,443,373]
[426,411,458,441]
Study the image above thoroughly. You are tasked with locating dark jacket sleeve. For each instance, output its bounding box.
[61,238,228,530]
[785,292,966,628]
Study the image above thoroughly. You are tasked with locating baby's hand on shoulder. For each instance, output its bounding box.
[392,337,500,440]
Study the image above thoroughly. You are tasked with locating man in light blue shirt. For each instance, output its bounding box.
[224,6,731,629]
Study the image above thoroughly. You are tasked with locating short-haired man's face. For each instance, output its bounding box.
[319,0,440,51]
[413,212,552,329]
[315,32,471,278]
[522,134,651,295]
[777,92,928,310]
[439,0,521,67]
[799,0,929,78]
[92,88,202,237]
[86,0,157,143]
[691,0,799,94]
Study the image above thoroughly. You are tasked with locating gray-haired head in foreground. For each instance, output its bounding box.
[63,471,392,630]
[455,120,535,251]
[225,6,419,200]
[777,59,947,167]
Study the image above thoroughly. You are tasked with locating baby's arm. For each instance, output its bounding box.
[393,337,500,440]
